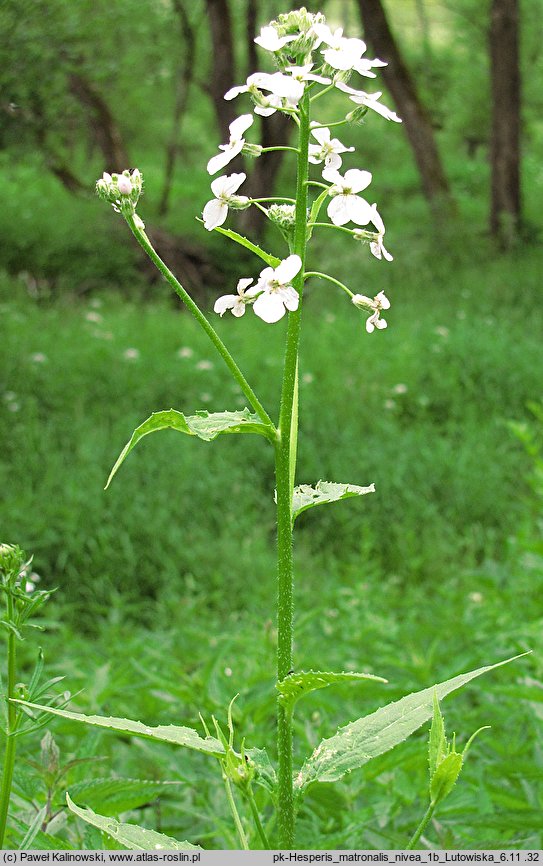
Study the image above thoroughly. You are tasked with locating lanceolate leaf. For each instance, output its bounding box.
[12,701,225,757]
[277,670,387,713]
[67,778,182,816]
[246,747,277,795]
[106,408,275,488]
[66,795,201,851]
[296,654,527,791]
[211,226,281,268]
[292,481,375,522]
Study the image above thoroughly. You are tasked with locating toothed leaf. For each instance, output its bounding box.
[277,670,386,713]
[292,481,375,521]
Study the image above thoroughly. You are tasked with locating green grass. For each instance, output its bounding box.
[1,236,542,848]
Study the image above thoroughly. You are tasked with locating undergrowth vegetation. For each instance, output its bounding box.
[1,235,542,847]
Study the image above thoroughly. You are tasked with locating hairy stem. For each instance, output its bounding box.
[245,786,271,849]
[0,596,18,848]
[125,215,275,432]
[407,801,436,849]
[223,777,250,850]
[275,89,311,850]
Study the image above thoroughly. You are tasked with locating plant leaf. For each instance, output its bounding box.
[66,794,201,851]
[210,226,281,268]
[292,481,375,522]
[296,654,527,791]
[428,691,447,778]
[246,747,277,795]
[277,670,387,713]
[12,701,225,756]
[430,751,463,805]
[106,408,274,488]
[67,778,182,817]
[19,806,48,849]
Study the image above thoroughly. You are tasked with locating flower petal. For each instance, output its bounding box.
[253,292,287,323]
[346,195,373,225]
[344,169,372,193]
[203,198,228,231]
[224,84,248,101]
[274,254,302,284]
[279,286,300,312]
[327,196,351,226]
[229,114,254,139]
[236,277,254,293]
[214,294,239,315]
[207,148,236,176]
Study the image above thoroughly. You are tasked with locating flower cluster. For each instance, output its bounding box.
[205,8,399,334]
[95,9,400,336]
[215,255,302,324]
[96,169,143,217]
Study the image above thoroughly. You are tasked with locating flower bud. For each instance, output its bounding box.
[117,174,132,195]
[0,543,25,579]
[228,196,252,211]
[267,204,297,244]
[242,142,263,159]
[346,106,369,124]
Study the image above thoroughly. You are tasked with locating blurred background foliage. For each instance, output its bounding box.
[1,0,543,849]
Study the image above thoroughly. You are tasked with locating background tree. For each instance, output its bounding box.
[489,0,521,247]
[355,0,453,212]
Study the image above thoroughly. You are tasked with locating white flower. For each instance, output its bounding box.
[313,23,367,71]
[207,115,254,175]
[214,278,254,318]
[246,255,302,323]
[254,25,297,52]
[352,291,391,333]
[354,56,388,78]
[368,204,393,261]
[309,125,354,170]
[225,71,306,116]
[285,63,331,87]
[336,81,402,123]
[322,167,373,226]
[352,204,393,261]
[117,174,132,195]
[203,173,249,231]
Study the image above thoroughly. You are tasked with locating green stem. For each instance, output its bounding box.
[304,271,354,298]
[245,786,271,849]
[0,596,18,849]
[406,801,436,850]
[275,88,311,851]
[308,221,357,237]
[223,776,250,850]
[260,146,299,154]
[250,197,297,204]
[310,82,336,102]
[310,119,349,130]
[125,215,275,432]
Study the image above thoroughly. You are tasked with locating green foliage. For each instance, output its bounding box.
[14,702,226,757]
[277,670,387,712]
[106,408,275,488]
[292,482,375,522]
[296,656,520,791]
[66,794,201,850]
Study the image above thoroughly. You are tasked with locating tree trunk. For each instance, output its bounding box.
[489,0,521,246]
[158,0,196,216]
[356,0,452,210]
[205,0,236,142]
[69,73,130,171]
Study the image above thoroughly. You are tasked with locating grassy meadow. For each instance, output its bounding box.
[1,0,543,840]
[1,220,542,847]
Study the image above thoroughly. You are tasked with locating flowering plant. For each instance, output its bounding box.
[17,8,522,850]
